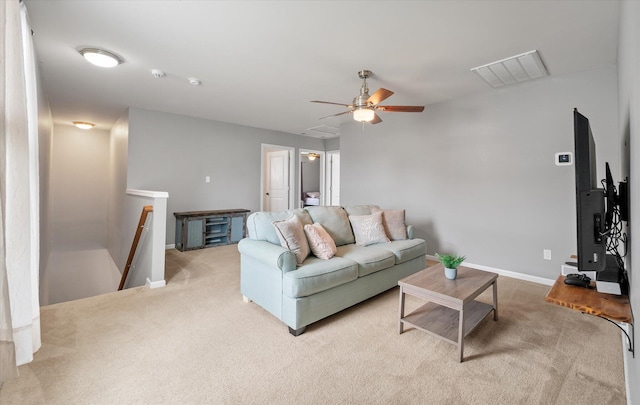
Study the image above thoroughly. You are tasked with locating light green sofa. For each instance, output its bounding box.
[238,205,427,335]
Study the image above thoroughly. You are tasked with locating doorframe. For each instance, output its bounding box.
[299,149,326,208]
[260,144,295,212]
[325,150,340,206]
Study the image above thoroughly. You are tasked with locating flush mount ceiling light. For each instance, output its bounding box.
[79,48,124,68]
[73,121,95,129]
[471,50,548,88]
[307,153,320,161]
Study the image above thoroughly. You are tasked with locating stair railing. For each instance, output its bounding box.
[118,205,154,291]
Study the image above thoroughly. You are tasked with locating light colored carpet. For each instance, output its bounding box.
[0,245,626,404]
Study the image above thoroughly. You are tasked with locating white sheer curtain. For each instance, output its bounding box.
[1,0,42,385]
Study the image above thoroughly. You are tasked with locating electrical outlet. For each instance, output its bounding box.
[205,176,210,183]
[544,249,552,260]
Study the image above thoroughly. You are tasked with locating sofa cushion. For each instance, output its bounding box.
[371,207,408,241]
[247,209,312,245]
[374,239,427,264]
[283,257,358,298]
[336,244,396,277]
[348,211,390,246]
[273,214,309,265]
[343,205,380,216]
[304,206,355,246]
[304,223,337,260]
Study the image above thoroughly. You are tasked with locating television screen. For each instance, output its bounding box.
[573,109,606,271]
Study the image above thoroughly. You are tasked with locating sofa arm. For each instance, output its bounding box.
[238,238,297,273]
[407,225,415,239]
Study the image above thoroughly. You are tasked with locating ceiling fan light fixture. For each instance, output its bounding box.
[353,108,375,122]
[79,48,124,68]
[312,69,424,125]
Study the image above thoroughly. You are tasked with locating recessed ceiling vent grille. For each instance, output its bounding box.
[307,125,340,136]
[471,50,548,88]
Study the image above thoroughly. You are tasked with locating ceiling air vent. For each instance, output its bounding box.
[471,50,548,88]
[306,125,340,137]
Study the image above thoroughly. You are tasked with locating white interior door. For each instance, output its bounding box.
[265,150,290,212]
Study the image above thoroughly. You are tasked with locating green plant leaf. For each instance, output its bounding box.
[435,253,466,269]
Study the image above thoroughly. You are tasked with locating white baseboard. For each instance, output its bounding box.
[165,244,175,250]
[622,331,631,405]
[145,278,166,289]
[426,255,556,286]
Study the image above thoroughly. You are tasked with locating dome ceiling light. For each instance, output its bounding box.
[78,48,124,68]
[73,121,95,129]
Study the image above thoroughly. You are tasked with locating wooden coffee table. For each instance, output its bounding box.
[398,264,498,362]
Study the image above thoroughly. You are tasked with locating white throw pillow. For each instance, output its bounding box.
[303,223,337,260]
[272,214,309,265]
[371,207,407,240]
[348,211,390,246]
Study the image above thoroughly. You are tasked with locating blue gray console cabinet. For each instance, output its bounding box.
[174,209,250,251]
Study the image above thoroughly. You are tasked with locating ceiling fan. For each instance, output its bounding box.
[311,70,425,124]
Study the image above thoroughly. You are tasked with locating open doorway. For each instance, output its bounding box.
[261,144,295,212]
[299,149,325,208]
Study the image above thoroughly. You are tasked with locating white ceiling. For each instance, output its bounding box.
[23,0,619,138]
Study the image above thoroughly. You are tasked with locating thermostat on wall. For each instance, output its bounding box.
[555,152,572,166]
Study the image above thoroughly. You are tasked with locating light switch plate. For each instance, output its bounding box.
[555,152,572,166]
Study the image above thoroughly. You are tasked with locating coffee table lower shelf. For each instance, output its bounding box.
[401,300,494,344]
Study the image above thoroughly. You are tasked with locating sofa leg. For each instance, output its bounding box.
[242,295,251,303]
[288,326,306,336]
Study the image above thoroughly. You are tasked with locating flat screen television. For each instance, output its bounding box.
[573,109,607,271]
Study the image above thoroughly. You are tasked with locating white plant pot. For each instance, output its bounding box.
[444,267,457,280]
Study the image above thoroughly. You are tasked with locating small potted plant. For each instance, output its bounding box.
[435,253,466,280]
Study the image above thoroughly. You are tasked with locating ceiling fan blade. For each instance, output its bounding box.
[311,100,353,107]
[367,88,394,105]
[371,114,382,124]
[377,105,425,112]
[319,110,351,120]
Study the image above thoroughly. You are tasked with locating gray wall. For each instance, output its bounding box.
[126,107,325,245]
[50,125,111,251]
[340,65,619,281]
[36,62,53,306]
[325,137,340,151]
[618,0,639,401]
[108,111,130,271]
